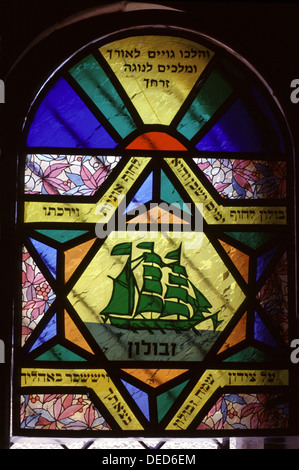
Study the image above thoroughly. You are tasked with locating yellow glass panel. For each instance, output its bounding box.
[166,158,287,225]
[64,311,95,355]
[100,36,214,125]
[21,367,144,430]
[166,369,289,430]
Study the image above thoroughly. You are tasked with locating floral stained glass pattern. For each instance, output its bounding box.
[24,154,121,195]
[20,394,111,431]
[22,246,55,345]
[194,158,287,199]
[198,393,289,431]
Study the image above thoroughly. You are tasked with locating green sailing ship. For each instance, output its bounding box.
[101,241,222,333]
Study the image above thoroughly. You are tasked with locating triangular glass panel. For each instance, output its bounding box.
[127,205,190,225]
[196,98,284,153]
[223,346,273,362]
[256,246,278,280]
[121,380,150,421]
[157,380,189,422]
[64,311,95,355]
[100,35,214,126]
[27,77,117,148]
[224,232,277,250]
[254,312,278,348]
[30,238,57,278]
[121,369,189,388]
[35,229,89,243]
[160,170,192,215]
[29,314,57,352]
[35,344,87,361]
[125,172,153,214]
[219,240,249,282]
[217,312,247,354]
[64,238,97,283]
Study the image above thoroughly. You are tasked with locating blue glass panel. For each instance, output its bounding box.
[29,314,57,352]
[27,77,117,148]
[196,98,284,153]
[254,312,278,348]
[256,246,278,280]
[30,238,57,278]
[251,86,285,153]
[121,380,149,420]
[125,172,153,213]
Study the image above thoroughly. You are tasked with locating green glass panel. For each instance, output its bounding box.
[165,285,188,303]
[160,170,191,214]
[223,346,273,362]
[35,344,87,361]
[69,54,136,138]
[144,278,163,295]
[35,229,89,243]
[157,380,189,422]
[143,252,164,266]
[136,293,164,314]
[160,300,190,318]
[225,232,277,250]
[102,260,135,317]
[143,264,162,280]
[177,67,233,140]
[169,273,188,287]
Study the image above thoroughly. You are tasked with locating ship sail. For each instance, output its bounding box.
[102,242,135,320]
[135,245,164,316]
[135,293,164,315]
[100,241,222,331]
[160,299,190,319]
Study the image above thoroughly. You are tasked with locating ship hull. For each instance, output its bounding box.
[105,316,200,332]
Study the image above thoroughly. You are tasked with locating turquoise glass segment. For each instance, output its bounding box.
[177,68,233,140]
[160,170,192,214]
[69,54,137,139]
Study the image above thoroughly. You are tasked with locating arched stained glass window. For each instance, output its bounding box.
[15,25,296,438]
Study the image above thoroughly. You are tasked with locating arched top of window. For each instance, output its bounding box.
[23,26,290,154]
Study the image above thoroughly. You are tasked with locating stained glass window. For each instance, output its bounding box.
[15,27,296,438]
